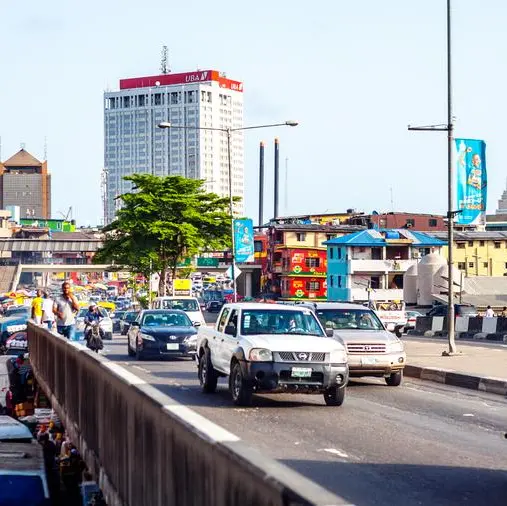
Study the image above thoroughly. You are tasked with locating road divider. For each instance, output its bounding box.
[27,323,353,506]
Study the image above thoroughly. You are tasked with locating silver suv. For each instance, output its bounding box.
[306,302,406,387]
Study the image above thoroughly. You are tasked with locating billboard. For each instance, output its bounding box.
[234,218,254,263]
[455,139,487,225]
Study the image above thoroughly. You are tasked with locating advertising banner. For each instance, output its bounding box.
[173,279,192,296]
[455,139,487,225]
[234,218,254,263]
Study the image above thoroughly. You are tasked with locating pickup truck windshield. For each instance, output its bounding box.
[241,309,324,336]
[162,299,199,311]
[316,309,384,331]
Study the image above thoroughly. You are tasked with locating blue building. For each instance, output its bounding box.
[324,229,446,302]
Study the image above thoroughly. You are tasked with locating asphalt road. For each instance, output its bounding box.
[102,335,507,506]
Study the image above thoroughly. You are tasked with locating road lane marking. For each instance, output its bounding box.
[319,448,349,458]
[463,413,475,417]
[163,404,240,443]
[132,365,150,373]
[102,362,147,385]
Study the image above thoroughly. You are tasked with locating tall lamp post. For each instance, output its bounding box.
[158,120,298,302]
[408,0,457,355]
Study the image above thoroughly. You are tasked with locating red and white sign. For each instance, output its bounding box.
[120,70,243,92]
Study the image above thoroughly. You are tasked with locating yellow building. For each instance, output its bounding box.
[432,232,507,277]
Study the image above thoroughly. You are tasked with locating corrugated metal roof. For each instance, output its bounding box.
[0,240,102,252]
[431,231,507,240]
[324,229,446,247]
[272,224,365,232]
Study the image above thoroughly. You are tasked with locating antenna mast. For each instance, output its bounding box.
[160,46,170,74]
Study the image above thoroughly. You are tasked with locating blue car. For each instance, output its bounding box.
[0,308,30,353]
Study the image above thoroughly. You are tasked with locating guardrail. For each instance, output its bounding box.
[415,316,507,341]
[27,323,352,506]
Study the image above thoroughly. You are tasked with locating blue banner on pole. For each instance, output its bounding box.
[455,138,487,225]
[234,218,254,263]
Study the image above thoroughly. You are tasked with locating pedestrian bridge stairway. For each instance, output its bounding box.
[0,265,18,293]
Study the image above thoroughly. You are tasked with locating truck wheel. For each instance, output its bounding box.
[385,371,402,387]
[230,362,253,406]
[199,349,218,393]
[323,386,345,406]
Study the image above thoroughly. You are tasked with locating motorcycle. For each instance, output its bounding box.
[85,321,104,353]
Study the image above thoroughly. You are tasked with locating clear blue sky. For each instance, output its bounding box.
[2,0,506,225]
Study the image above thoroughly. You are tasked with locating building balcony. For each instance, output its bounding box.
[349,259,416,274]
[349,288,404,302]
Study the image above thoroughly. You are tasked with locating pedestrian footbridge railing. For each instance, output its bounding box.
[27,323,353,506]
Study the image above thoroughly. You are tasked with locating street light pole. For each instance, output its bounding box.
[408,0,456,355]
[226,128,237,302]
[446,0,456,354]
[158,120,298,304]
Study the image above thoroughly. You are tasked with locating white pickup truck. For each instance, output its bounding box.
[196,303,349,406]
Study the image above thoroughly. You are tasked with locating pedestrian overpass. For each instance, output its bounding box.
[12,263,261,295]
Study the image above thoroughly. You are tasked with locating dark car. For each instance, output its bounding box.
[111,311,126,332]
[0,309,30,351]
[206,300,222,313]
[426,304,478,317]
[127,309,199,360]
[3,306,30,319]
[120,311,139,335]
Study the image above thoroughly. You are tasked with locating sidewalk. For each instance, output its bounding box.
[403,338,507,396]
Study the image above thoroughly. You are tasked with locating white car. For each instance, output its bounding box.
[311,302,406,386]
[196,303,349,406]
[76,307,113,340]
[151,296,205,325]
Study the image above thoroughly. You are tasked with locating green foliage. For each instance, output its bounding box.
[95,174,236,294]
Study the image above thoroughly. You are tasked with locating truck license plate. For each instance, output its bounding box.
[291,367,312,378]
[166,343,179,350]
[361,357,377,365]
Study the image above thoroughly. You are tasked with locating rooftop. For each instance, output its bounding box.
[2,149,42,167]
[272,223,366,232]
[431,231,507,240]
[324,229,447,247]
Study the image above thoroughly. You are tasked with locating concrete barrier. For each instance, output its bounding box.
[27,323,352,506]
[413,316,507,341]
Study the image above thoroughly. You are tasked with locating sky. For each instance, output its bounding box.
[2,0,507,226]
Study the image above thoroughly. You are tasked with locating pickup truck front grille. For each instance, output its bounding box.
[276,352,326,362]
[346,343,386,354]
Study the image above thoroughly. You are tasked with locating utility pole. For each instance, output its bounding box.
[408,0,456,355]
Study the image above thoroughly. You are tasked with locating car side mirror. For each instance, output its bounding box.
[325,328,334,337]
[131,321,140,327]
[224,324,236,336]
[193,321,201,328]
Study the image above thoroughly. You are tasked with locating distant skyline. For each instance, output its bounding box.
[2,0,507,225]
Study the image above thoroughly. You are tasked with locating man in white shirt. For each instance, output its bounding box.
[485,305,495,318]
[41,292,56,330]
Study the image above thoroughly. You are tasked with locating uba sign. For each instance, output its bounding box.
[120,70,244,92]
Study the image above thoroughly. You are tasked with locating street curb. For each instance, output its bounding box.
[404,364,507,397]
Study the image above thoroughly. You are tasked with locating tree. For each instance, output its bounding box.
[95,174,234,295]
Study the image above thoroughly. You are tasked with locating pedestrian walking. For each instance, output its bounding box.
[41,291,55,330]
[53,282,80,340]
[31,289,44,325]
[485,305,495,318]
[501,306,507,318]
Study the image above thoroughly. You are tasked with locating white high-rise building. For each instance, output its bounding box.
[103,69,244,224]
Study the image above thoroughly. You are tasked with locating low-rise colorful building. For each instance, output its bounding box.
[325,229,446,302]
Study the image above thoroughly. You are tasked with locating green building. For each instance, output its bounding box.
[20,218,76,232]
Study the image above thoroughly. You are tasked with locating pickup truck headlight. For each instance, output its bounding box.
[183,335,197,344]
[387,340,404,353]
[140,333,156,342]
[249,348,273,362]
[330,349,348,364]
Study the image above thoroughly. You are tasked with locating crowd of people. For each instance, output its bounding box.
[30,282,104,352]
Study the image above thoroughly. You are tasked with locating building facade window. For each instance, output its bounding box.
[457,262,466,270]
[406,219,415,227]
[479,241,485,246]
[337,248,342,259]
[338,276,342,288]
[457,243,465,249]
[296,233,306,242]
[484,262,489,268]
[305,257,320,268]
[306,281,320,291]
[428,219,438,227]
[329,247,334,260]
[468,262,474,268]
[468,241,474,247]
[329,275,334,288]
